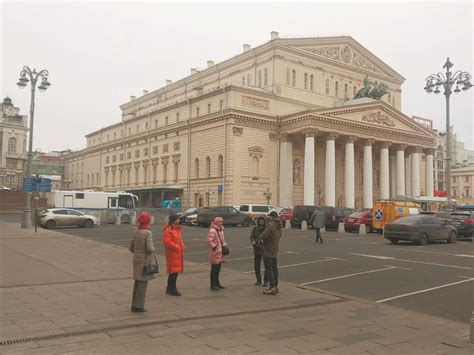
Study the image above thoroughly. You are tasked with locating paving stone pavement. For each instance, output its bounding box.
[0,222,472,354]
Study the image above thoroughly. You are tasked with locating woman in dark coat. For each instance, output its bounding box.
[163,213,186,296]
[129,212,156,312]
[207,217,227,291]
[250,216,267,286]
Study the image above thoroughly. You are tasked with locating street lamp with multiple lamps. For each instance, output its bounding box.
[424,58,472,205]
[16,66,51,229]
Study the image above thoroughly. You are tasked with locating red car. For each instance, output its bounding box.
[344,211,373,233]
[279,208,293,222]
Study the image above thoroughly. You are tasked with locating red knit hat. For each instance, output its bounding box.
[137,213,151,227]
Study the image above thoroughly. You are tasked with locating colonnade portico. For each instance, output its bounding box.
[279,132,435,209]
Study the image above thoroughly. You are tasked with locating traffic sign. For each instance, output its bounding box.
[23,177,52,192]
[217,185,223,193]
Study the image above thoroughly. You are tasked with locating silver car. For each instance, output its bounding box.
[38,208,98,229]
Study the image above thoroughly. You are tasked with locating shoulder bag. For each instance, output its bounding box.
[217,231,230,256]
[143,253,159,275]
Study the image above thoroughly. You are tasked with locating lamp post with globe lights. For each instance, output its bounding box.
[424,58,472,206]
[17,66,51,228]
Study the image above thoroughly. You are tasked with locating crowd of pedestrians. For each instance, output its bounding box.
[128,210,284,312]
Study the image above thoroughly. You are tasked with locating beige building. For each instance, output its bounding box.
[451,165,474,204]
[65,32,436,208]
[0,97,28,190]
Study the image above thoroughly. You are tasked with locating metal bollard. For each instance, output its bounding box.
[115,214,121,225]
[301,220,308,231]
[338,222,345,233]
[359,223,367,235]
[130,212,137,225]
[285,220,291,229]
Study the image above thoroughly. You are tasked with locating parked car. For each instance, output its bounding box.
[317,206,357,230]
[344,211,374,233]
[177,207,199,224]
[184,211,199,226]
[279,208,293,222]
[239,204,276,223]
[0,186,11,191]
[292,205,318,228]
[38,208,98,229]
[197,206,252,227]
[384,215,457,245]
[432,211,473,239]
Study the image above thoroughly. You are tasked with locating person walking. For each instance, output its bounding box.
[129,212,156,312]
[261,211,282,295]
[207,217,227,291]
[163,213,186,296]
[309,209,325,243]
[250,216,267,286]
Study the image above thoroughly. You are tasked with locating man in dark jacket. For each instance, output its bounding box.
[260,211,282,295]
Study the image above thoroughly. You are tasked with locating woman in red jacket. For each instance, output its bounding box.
[163,213,186,296]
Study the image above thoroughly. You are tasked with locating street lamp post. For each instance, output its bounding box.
[17,66,51,228]
[424,58,472,207]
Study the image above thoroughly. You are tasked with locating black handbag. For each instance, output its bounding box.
[143,253,159,275]
[217,231,230,256]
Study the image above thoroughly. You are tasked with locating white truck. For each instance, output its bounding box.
[46,190,138,224]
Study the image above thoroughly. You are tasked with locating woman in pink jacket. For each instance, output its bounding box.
[207,217,227,291]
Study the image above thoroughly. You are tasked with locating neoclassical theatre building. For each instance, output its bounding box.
[65,32,436,209]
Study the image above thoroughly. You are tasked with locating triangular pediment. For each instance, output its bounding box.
[317,102,435,136]
[282,37,404,82]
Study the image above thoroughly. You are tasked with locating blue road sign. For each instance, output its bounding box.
[375,209,384,220]
[23,177,52,192]
[217,185,223,193]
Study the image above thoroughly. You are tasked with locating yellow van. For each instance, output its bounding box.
[372,201,421,233]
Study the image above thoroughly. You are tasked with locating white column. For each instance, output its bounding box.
[363,140,373,209]
[390,153,397,197]
[279,135,293,207]
[303,131,316,205]
[344,137,355,208]
[411,148,421,197]
[425,150,434,197]
[325,133,337,207]
[405,153,411,196]
[380,144,390,200]
[396,147,405,196]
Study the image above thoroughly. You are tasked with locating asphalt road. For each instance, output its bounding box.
[2,212,472,324]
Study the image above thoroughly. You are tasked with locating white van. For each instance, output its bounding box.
[239,204,276,222]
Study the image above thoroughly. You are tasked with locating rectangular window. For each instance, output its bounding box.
[163,143,169,153]
[135,150,140,158]
[173,141,180,151]
[153,146,158,154]
[105,156,110,164]
[127,152,131,159]
[75,193,84,199]
[144,148,148,156]
[112,155,116,162]
[119,153,124,161]
[207,103,211,114]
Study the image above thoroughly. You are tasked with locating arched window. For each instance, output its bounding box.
[326,79,330,95]
[7,137,16,154]
[218,154,223,177]
[292,70,296,86]
[264,69,268,86]
[344,83,348,99]
[310,75,314,91]
[247,74,251,86]
[335,81,339,97]
[258,70,262,87]
[194,158,199,178]
[242,76,245,85]
[304,73,308,89]
[251,156,259,178]
[286,68,290,85]
[206,156,211,178]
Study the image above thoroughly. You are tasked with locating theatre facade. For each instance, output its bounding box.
[64,32,436,208]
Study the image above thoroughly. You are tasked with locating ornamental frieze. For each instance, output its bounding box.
[361,112,395,127]
[241,96,270,111]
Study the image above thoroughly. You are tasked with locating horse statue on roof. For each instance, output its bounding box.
[354,76,389,100]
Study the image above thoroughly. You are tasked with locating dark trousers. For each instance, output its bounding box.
[254,254,268,284]
[315,228,323,242]
[167,273,178,292]
[263,257,278,288]
[210,263,222,288]
[131,280,148,310]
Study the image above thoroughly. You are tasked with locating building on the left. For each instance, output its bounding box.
[0,97,27,190]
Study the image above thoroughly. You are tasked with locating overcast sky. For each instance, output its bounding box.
[1,0,473,151]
